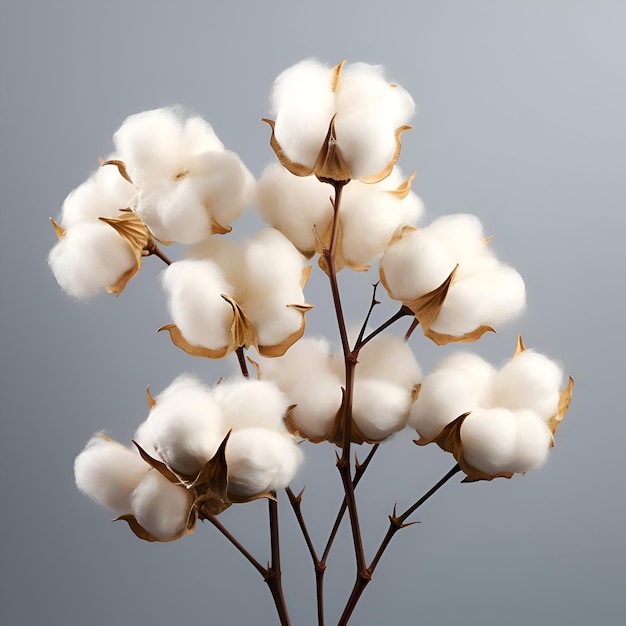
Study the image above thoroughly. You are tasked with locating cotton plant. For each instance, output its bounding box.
[50,57,573,626]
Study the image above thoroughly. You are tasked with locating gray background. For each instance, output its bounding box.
[1,1,625,624]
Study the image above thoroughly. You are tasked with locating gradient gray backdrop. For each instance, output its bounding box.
[1,1,625,624]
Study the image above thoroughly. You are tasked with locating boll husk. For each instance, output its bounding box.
[263,335,421,444]
[380,214,526,344]
[160,228,313,359]
[113,107,254,244]
[48,162,152,298]
[410,337,573,481]
[256,163,424,271]
[74,376,303,542]
[264,59,414,183]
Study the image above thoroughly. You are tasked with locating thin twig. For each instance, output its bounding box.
[355,282,381,347]
[404,317,420,342]
[266,495,291,626]
[236,346,249,378]
[148,244,173,266]
[337,464,462,626]
[355,305,413,351]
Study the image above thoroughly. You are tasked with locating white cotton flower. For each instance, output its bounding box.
[263,336,421,443]
[213,379,288,432]
[410,342,571,480]
[162,259,234,351]
[113,107,254,243]
[142,375,226,477]
[225,428,303,497]
[256,163,423,269]
[49,222,136,299]
[131,470,192,541]
[380,214,526,341]
[162,229,311,358]
[74,435,149,513]
[268,58,415,182]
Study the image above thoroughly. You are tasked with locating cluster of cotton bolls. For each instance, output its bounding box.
[161,228,312,357]
[263,335,421,443]
[48,163,139,298]
[113,107,254,244]
[257,164,424,270]
[74,376,303,541]
[266,58,415,182]
[410,346,570,480]
[380,214,526,342]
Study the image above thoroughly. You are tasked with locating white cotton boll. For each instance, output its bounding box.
[137,179,211,244]
[74,435,149,513]
[352,379,411,440]
[48,222,135,299]
[247,299,304,347]
[493,351,563,420]
[356,335,421,390]
[431,265,526,335]
[162,260,234,350]
[179,115,224,155]
[214,379,288,432]
[60,164,136,228]
[147,385,225,477]
[507,410,553,474]
[272,59,336,168]
[114,108,186,185]
[133,419,158,458]
[427,214,486,262]
[335,63,415,178]
[262,337,333,392]
[189,150,255,228]
[187,236,245,288]
[460,408,517,475]
[131,470,192,541]
[380,228,456,302]
[226,428,303,496]
[434,352,497,391]
[409,364,491,440]
[290,372,343,439]
[256,164,334,254]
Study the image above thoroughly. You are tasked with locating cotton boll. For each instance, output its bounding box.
[60,164,136,228]
[179,115,224,156]
[114,108,187,185]
[162,260,234,350]
[146,375,225,476]
[262,337,333,392]
[352,379,411,440]
[256,164,334,254]
[493,351,563,420]
[380,228,456,302]
[189,150,255,228]
[435,352,497,391]
[131,470,192,541]
[226,428,303,497]
[507,410,553,474]
[74,435,149,513]
[49,222,135,299]
[187,236,245,288]
[133,419,157,458]
[246,298,304,347]
[460,408,517,475]
[289,373,343,439]
[272,59,336,168]
[137,179,211,244]
[214,379,288,431]
[409,366,490,440]
[356,335,421,390]
[427,214,486,262]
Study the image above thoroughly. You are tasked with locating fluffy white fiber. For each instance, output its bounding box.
[48,222,136,299]
[263,336,421,442]
[271,59,414,179]
[162,259,234,350]
[74,435,149,513]
[256,164,423,268]
[225,428,303,497]
[60,163,136,228]
[112,107,253,244]
[380,214,526,335]
[131,470,192,541]
[142,375,225,477]
[411,349,564,476]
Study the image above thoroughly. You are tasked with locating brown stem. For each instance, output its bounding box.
[235,346,249,378]
[286,487,325,626]
[337,464,462,626]
[355,282,381,347]
[266,496,291,626]
[147,243,172,266]
[404,317,420,342]
[355,305,414,351]
[204,513,267,578]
